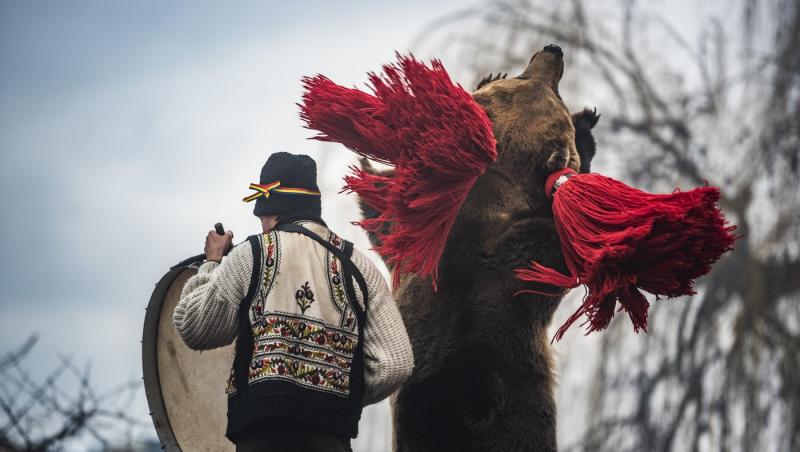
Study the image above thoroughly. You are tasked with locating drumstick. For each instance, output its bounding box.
[214,222,232,257]
[214,223,225,235]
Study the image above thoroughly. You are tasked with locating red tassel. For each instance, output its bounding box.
[516,168,738,341]
[300,54,497,287]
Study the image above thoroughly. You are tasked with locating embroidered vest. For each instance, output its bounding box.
[225,221,368,440]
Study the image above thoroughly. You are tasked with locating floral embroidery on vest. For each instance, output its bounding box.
[249,355,349,394]
[252,232,279,319]
[294,282,315,314]
[248,313,358,396]
[252,314,357,354]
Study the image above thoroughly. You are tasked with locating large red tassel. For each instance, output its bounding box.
[516,168,738,341]
[300,54,497,287]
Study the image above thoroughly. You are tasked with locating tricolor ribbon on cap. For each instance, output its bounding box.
[242,181,321,202]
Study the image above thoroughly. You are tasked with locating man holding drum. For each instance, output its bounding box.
[173,152,414,452]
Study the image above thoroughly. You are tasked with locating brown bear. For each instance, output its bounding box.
[361,45,599,452]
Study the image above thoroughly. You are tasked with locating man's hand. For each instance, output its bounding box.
[205,228,233,263]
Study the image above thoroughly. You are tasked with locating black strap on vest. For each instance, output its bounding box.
[274,223,371,416]
[232,235,265,392]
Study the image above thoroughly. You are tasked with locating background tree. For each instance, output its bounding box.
[0,336,154,451]
[418,1,800,450]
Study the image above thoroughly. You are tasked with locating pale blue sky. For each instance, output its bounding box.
[0,0,732,449]
[0,1,466,448]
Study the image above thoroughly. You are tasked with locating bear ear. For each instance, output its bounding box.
[475,72,507,91]
[572,107,600,173]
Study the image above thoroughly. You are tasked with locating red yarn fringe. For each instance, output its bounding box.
[300,54,497,287]
[516,169,738,341]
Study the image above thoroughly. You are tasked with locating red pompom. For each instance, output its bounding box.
[516,168,738,341]
[300,54,497,287]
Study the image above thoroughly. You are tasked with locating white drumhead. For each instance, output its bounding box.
[155,268,235,452]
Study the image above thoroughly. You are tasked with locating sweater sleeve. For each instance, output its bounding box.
[172,241,254,350]
[350,248,415,406]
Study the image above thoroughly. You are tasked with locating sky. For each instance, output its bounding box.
[0,1,726,450]
[0,1,467,449]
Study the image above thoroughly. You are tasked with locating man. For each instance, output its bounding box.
[173,152,414,452]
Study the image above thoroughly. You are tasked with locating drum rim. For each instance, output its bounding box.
[142,265,191,452]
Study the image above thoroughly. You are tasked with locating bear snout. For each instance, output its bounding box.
[542,44,563,57]
[521,45,565,87]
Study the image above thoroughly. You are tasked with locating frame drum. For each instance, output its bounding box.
[142,261,235,451]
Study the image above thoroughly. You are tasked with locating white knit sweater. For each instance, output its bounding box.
[172,229,414,406]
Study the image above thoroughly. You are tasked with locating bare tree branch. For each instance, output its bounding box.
[420,0,800,450]
[0,337,148,451]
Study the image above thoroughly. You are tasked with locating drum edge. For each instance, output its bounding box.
[142,266,186,452]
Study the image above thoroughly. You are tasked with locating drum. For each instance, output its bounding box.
[142,258,235,452]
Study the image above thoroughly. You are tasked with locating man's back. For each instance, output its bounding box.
[173,220,413,445]
[171,152,413,450]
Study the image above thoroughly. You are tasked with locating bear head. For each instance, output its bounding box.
[361,45,600,310]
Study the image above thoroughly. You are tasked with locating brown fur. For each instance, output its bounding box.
[360,48,599,452]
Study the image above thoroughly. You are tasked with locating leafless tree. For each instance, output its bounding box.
[418,1,800,451]
[0,336,149,451]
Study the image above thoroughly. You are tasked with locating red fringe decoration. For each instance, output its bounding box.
[299,54,497,287]
[516,169,738,341]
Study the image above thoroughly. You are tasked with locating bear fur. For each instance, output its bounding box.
[361,48,599,452]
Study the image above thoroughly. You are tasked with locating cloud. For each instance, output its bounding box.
[1,1,465,449]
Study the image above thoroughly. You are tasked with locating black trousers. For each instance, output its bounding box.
[233,419,352,452]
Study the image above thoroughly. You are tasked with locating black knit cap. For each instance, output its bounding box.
[252,152,322,221]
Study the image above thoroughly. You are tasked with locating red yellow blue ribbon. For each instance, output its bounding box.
[242,181,321,202]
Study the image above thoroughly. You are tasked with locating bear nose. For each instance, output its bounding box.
[543,44,563,57]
